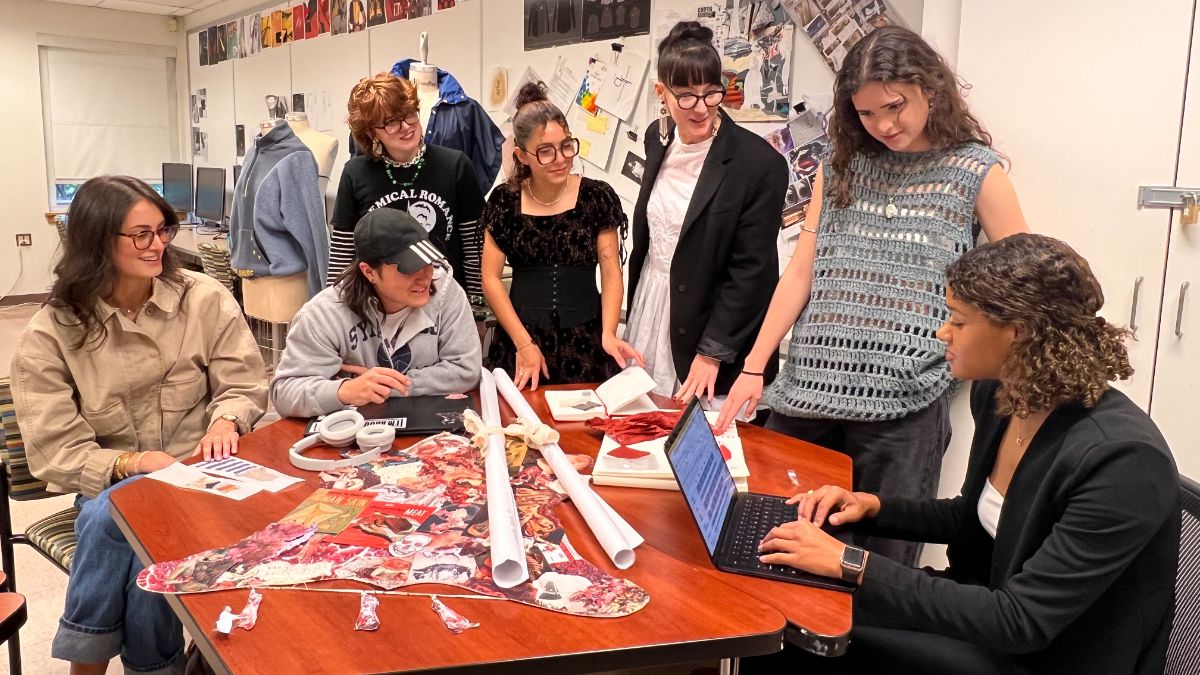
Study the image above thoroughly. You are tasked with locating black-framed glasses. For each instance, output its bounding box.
[524,137,581,165]
[118,224,178,250]
[374,112,420,135]
[668,87,725,110]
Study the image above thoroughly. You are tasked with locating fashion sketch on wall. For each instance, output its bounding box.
[524,0,583,50]
[581,0,649,42]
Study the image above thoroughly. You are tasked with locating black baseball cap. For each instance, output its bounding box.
[353,208,447,274]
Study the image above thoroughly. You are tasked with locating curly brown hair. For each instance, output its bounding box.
[946,233,1133,417]
[347,72,419,159]
[827,25,998,209]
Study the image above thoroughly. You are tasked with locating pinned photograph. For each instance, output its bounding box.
[348,0,366,32]
[524,0,583,51]
[620,151,645,185]
[198,29,209,66]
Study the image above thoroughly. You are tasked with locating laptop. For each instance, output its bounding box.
[665,398,855,592]
[304,395,472,437]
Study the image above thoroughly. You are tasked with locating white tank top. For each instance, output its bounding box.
[977,478,1004,538]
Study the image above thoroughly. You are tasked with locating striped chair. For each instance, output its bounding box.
[1168,475,1200,674]
[0,375,79,675]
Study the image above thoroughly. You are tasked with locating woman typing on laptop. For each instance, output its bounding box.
[751,234,1178,674]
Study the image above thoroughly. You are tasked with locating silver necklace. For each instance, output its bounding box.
[525,179,569,207]
[884,157,929,219]
[383,142,425,169]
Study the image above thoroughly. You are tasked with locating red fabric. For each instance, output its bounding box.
[585,411,684,445]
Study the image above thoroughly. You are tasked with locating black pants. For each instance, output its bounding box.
[765,391,953,566]
[740,625,1028,674]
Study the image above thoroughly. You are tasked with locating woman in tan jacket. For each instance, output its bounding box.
[11,176,267,675]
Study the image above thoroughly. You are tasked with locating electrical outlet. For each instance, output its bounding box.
[15,234,32,247]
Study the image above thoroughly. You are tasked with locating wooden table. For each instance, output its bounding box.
[527,386,854,657]
[109,387,853,673]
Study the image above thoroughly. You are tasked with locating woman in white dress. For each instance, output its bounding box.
[625,20,789,400]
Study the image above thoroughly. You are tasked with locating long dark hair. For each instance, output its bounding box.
[50,175,185,349]
[946,233,1132,417]
[334,259,437,325]
[657,21,721,88]
[828,25,997,208]
[508,81,570,187]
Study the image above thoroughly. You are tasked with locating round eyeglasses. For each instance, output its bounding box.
[118,224,178,250]
[669,88,726,110]
[374,112,421,135]
[524,137,581,165]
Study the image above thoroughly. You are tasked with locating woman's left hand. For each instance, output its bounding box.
[675,354,721,403]
[194,419,240,460]
[758,519,846,579]
[601,333,646,370]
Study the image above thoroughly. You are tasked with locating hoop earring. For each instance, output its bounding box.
[658,100,669,146]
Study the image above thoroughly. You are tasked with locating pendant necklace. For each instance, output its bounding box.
[884,157,928,219]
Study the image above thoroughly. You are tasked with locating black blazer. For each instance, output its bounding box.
[627,109,788,394]
[858,381,1179,674]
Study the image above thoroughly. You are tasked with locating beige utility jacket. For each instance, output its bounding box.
[11,270,267,497]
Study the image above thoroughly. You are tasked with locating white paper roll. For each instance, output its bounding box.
[492,368,643,569]
[479,369,529,588]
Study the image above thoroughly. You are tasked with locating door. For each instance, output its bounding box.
[1152,6,1200,480]
[957,1,1194,408]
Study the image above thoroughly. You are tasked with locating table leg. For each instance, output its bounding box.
[719,657,740,675]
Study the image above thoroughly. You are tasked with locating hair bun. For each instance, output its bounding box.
[662,21,713,49]
[515,81,549,110]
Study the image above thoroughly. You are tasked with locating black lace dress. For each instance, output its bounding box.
[484,177,628,384]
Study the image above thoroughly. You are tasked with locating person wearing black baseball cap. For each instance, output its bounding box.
[270,209,481,417]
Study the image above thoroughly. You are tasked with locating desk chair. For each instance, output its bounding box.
[1167,475,1200,674]
[0,376,79,675]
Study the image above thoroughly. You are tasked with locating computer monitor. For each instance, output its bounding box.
[194,167,227,228]
[161,162,193,213]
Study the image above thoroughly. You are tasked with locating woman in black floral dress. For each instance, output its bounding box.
[482,82,643,390]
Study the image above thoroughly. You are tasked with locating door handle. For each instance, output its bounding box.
[1130,276,1144,336]
[1177,281,1190,338]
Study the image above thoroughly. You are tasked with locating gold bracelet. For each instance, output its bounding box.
[113,452,133,481]
[517,342,537,352]
[128,451,144,477]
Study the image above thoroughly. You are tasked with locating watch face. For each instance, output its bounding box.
[842,546,866,568]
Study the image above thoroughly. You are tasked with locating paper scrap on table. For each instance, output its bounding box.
[195,457,304,493]
[146,462,261,500]
[356,592,380,631]
[586,115,609,134]
[431,595,478,634]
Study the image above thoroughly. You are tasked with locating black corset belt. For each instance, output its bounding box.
[509,264,600,329]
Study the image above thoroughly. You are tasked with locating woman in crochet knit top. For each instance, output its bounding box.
[717,26,1028,567]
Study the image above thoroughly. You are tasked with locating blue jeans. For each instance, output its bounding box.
[50,476,185,674]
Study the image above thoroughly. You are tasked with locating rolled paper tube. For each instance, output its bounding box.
[492,368,642,569]
[479,369,529,588]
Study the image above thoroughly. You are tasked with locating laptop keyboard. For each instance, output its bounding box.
[726,495,807,577]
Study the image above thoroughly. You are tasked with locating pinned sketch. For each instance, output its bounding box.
[581,0,649,42]
[525,0,583,50]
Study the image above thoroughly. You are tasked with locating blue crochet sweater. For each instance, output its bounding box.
[766,142,998,421]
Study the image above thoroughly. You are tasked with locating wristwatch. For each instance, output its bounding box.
[213,413,239,429]
[840,545,867,583]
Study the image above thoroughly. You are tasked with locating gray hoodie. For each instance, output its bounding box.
[270,275,481,418]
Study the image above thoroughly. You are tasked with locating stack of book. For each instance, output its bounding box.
[591,411,750,492]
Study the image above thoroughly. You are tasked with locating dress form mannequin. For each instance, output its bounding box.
[408,32,440,128]
[285,112,338,196]
[243,113,338,326]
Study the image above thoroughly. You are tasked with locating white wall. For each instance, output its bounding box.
[0,0,187,298]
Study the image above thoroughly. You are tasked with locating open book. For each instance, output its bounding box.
[591,411,750,492]
[544,366,660,422]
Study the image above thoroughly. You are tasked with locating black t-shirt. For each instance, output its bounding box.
[329,144,485,296]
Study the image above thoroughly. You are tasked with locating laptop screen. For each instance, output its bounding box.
[667,401,737,556]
